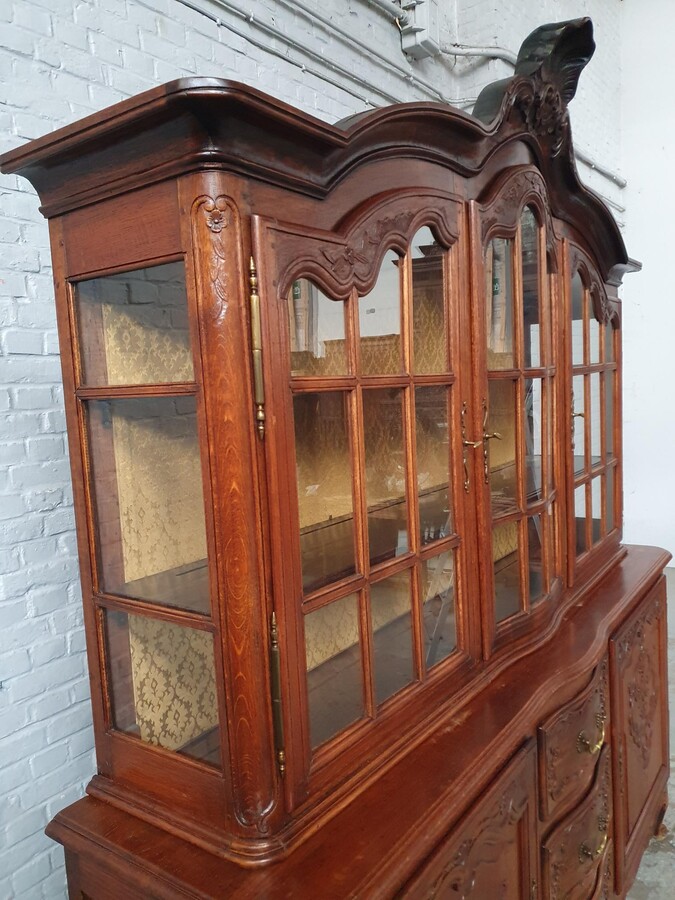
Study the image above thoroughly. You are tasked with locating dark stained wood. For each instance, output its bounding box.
[1,17,669,897]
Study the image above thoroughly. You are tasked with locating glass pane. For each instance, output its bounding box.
[415,386,451,545]
[87,397,209,615]
[591,476,602,544]
[524,378,543,504]
[607,466,615,532]
[486,238,514,369]
[493,519,521,623]
[521,208,540,368]
[371,570,414,705]
[75,262,193,386]
[363,389,408,566]
[573,374,586,476]
[293,392,356,594]
[359,250,402,376]
[288,279,348,377]
[606,372,615,458]
[412,227,447,374]
[605,323,614,363]
[421,550,456,669]
[105,610,220,766]
[590,373,601,465]
[571,271,584,366]
[305,594,363,747]
[575,485,587,555]
[527,515,544,604]
[589,307,600,365]
[488,380,518,517]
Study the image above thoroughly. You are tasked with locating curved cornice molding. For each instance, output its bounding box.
[0,19,627,282]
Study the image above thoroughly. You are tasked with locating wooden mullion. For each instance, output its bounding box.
[358,374,412,389]
[369,551,417,584]
[68,251,185,283]
[360,585,375,719]
[290,376,357,393]
[418,531,461,561]
[76,383,198,399]
[519,517,529,614]
[301,574,368,612]
[585,480,593,551]
[94,594,217,632]
[408,373,456,386]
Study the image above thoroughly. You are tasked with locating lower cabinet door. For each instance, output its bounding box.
[610,576,669,894]
[401,742,538,899]
[541,744,612,900]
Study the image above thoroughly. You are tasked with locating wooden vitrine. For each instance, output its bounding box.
[1,17,669,899]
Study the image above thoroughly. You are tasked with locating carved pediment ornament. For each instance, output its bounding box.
[511,74,569,157]
[320,211,415,284]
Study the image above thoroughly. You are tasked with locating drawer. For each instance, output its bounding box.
[542,744,612,900]
[538,658,609,821]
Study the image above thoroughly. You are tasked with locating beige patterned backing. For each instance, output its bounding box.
[127,615,218,750]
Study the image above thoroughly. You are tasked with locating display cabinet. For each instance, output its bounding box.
[1,17,669,899]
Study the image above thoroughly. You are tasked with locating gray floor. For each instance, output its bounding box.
[626,566,675,898]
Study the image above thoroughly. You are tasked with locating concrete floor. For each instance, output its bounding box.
[626,566,675,899]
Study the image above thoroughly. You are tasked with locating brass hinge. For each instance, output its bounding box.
[269,612,286,777]
[249,256,265,440]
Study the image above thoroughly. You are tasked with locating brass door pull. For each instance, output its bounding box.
[461,401,482,492]
[577,713,605,755]
[463,438,482,448]
[483,430,502,441]
[579,832,608,863]
[572,411,585,419]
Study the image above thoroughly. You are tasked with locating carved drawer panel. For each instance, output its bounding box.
[401,742,538,899]
[538,658,609,822]
[541,744,612,900]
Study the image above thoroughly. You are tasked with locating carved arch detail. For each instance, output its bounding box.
[267,190,460,302]
[569,246,619,328]
[479,166,558,272]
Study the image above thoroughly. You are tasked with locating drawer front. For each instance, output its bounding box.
[538,658,609,822]
[401,743,538,899]
[542,744,612,900]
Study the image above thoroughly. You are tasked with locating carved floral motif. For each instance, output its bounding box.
[321,211,415,283]
[626,646,658,770]
[512,74,569,157]
[192,195,233,325]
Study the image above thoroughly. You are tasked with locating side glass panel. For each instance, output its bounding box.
[304,594,364,747]
[363,388,408,566]
[359,250,403,376]
[527,515,544,604]
[571,271,584,366]
[105,609,220,766]
[288,279,348,377]
[524,378,543,504]
[493,520,521,622]
[488,380,518,516]
[415,385,451,544]
[411,227,447,374]
[521,207,541,368]
[75,261,193,386]
[293,391,356,594]
[371,570,414,705]
[573,373,586,475]
[87,396,209,615]
[485,238,515,369]
[590,373,601,465]
[575,485,587,555]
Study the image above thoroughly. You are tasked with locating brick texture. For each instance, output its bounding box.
[0,2,625,897]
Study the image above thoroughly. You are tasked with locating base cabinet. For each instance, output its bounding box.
[610,577,669,894]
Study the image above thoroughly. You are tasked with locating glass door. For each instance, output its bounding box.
[264,205,475,782]
[478,200,561,651]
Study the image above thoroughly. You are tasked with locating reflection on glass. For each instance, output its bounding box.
[421,550,456,668]
[305,594,363,747]
[606,373,615,458]
[87,397,209,614]
[486,238,514,369]
[488,380,518,516]
[575,485,587,555]
[591,476,602,544]
[573,374,586,476]
[606,467,615,532]
[590,373,601,465]
[527,516,544,604]
[524,379,543,504]
[359,250,402,376]
[363,389,408,566]
[521,208,540,368]
[493,519,521,623]
[412,227,447,374]
[589,305,600,365]
[293,392,356,593]
[105,610,220,766]
[371,570,414,705]
[415,386,451,545]
[288,279,347,377]
[75,261,193,386]
[571,271,584,366]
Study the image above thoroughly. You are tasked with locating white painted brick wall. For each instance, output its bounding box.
[0,2,624,897]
